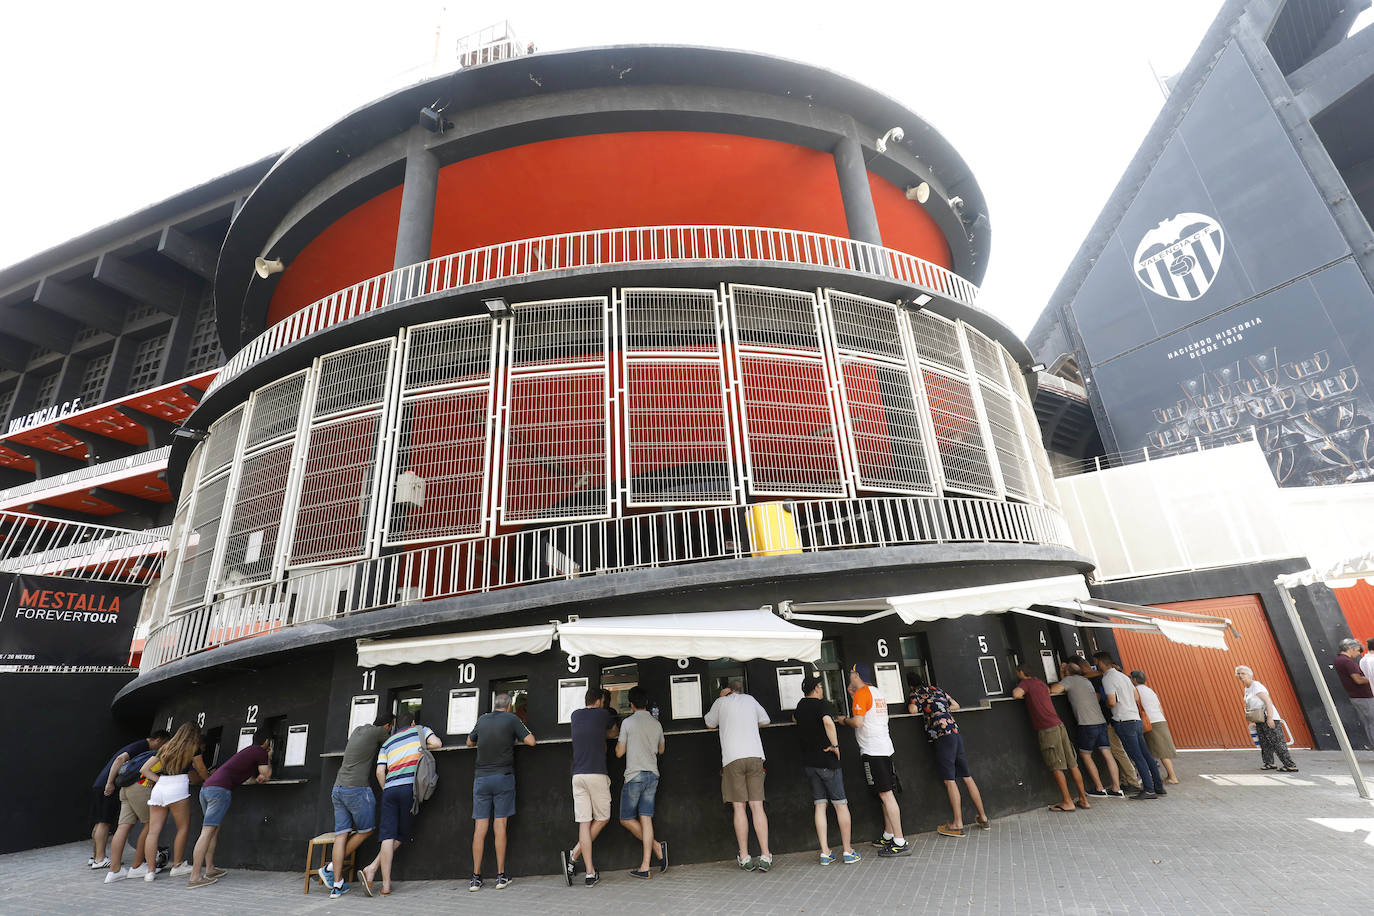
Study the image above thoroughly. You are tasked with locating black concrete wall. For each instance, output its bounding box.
[0,672,141,854]
[1092,558,1361,750]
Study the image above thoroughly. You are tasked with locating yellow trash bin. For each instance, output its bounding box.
[747,502,802,557]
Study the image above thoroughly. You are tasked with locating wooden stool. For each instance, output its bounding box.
[304,832,355,894]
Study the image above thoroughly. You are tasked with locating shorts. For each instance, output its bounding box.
[721,757,766,804]
[620,771,659,818]
[804,766,847,804]
[861,755,899,794]
[332,785,377,835]
[472,773,516,820]
[572,773,612,823]
[1075,722,1110,753]
[90,786,120,826]
[933,733,971,781]
[149,773,190,807]
[117,783,152,826]
[199,786,233,828]
[1037,724,1077,772]
[379,784,415,843]
[1144,721,1178,760]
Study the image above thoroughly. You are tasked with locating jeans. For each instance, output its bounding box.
[1111,719,1161,793]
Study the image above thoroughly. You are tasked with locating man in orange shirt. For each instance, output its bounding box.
[837,664,909,857]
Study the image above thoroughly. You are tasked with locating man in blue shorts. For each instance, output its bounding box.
[319,711,393,897]
[908,680,990,837]
[1054,659,1123,798]
[616,686,668,878]
[794,674,857,864]
[467,693,535,892]
[359,711,442,896]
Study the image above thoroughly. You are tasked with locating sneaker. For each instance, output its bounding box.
[496,873,511,890]
[317,865,332,886]
[206,867,227,879]
[585,872,599,887]
[1105,789,1126,798]
[561,849,576,886]
[737,855,755,871]
[1085,788,1109,797]
[103,869,128,884]
[842,850,862,865]
[756,855,772,873]
[819,853,836,866]
[871,836,895,850]
[328,882,348,898]
[629,868,651,879]
[657,840,668,873]
[88,856,95,868]
[468,875,483,893]
[128,865,148,878]
[92,857,110,869]
[878,840,912,857]
[1130,790,1158,800]
[169,862,192,877]
[189,876,220,890]
[144,872,156,883]
[1154,787,1168,796]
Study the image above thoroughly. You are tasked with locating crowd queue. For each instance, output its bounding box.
[95,646,1317,895]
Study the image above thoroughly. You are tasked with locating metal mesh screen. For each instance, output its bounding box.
[839,359,934,493]
[730,285,822,350]
[979,382,1034,501]
[78,352,111,403]
[403,317,494,392]
[509,298,607,367]
[907,311,964,370]
[826,290,905,361]
[1016,385,1058,509]
[387,389,492,543]
[290,413,381,564]
[503,370,610,521]
[964,326,1005,385]
[218,443,293,586]
[738,355,845,495]
[200,406,244,482]
[245,371,307,449]
[625,360,734,505]
[622,288,720,352]
[314,341,392,419]
[921,369,997,496]
[170,473,229,609]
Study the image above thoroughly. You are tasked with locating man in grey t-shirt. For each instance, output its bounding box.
[1053,663,1121,797]
[323,712,393,894]
[465,693,534,891]
[616,687,667,878]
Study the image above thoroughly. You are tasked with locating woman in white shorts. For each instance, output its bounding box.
[139,723,209,880]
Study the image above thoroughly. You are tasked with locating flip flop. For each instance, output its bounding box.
[1048,804,1075,812]
[358,870,373,897]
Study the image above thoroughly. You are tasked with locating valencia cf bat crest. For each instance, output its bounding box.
[1133,212,1225,302]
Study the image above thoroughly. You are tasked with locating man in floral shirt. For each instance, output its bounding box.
[907,681,990,837]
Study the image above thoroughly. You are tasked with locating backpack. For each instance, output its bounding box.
[410,728,438,814]
[114,750,155,789]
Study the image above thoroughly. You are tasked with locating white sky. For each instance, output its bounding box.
[0,0,1233,336]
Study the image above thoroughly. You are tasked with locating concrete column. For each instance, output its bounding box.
[393,129,441,270]
[832,134,883,246]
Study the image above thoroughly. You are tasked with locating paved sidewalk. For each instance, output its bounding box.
[6,750,1373,915]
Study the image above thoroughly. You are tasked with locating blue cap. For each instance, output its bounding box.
[850,662,873,684]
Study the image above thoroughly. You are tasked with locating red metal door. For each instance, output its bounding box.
[1113,595,1314,749]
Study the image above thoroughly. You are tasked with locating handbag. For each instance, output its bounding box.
[1244,698,1266,724]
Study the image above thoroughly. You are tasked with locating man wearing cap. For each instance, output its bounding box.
[793,674,858,865]
[1334,638,1374,743]
[838,664,909,857]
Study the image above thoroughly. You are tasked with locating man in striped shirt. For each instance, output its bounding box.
[359,711,442,896]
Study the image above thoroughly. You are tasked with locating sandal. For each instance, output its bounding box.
[1048,803,1075,812]
[975,816,991,829]
[1261,764,1278,770]
[1279,765,1299,772]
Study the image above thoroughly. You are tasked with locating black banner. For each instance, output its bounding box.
[0,573,144,667]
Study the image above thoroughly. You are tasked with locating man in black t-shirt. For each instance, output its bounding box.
[793,675,857,865]
[466,693,535,892]
[561,687,619,887]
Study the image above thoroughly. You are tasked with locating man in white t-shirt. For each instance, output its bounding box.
[704,680,772,871]
[1362,640,1374,686]
[838,664,909,856]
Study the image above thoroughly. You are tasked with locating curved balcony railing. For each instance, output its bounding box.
[210,225,980,399]
[140,493,1070,670]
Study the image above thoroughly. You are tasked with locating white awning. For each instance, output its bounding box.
[1152,617,1228,651]
[557,608,821,662]
[783,574,1090,625]
[357,624,557,668]
[1277,551,1374,589]
[1036,598,1232,652]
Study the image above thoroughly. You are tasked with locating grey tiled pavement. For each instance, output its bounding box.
[7,750,1374,915]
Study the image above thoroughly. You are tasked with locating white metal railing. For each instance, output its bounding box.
[211,226,979,399]
[0,447,171,506]
[0,511,168,582]
[457,21,526,68]
[141,494,1069,669]
[1053,426,1260,478]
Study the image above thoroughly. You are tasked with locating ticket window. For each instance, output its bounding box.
[816,640,847,712]
[264,715,288,774]
[900,634,932,692]
[491,677,530,725]
[601,664,638,716]
[707,660,747,706]
[392,686,423,725]
[201,726,224,768]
